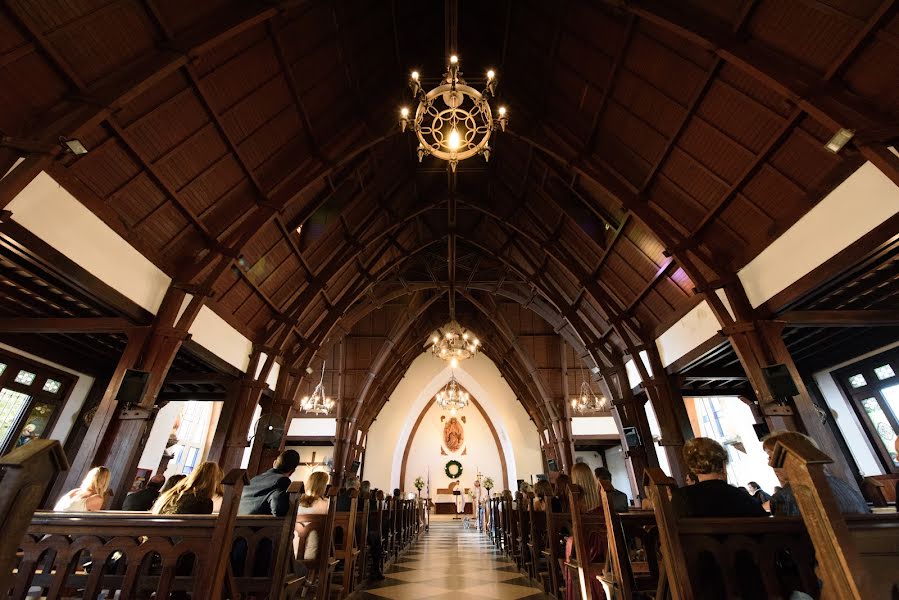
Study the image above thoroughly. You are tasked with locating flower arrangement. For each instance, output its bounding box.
[483,476,494,491]
[413,476,425,491]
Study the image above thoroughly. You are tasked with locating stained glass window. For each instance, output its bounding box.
[42,379,61,393]
[0,363,6,376]
[862,397,898,467]
[0,388,31,449]
[848,374,867,388]
[874,364,896,381]
[14,370,36,385]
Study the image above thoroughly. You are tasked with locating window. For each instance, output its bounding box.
[0,363,6,376]
[42,379,62,393]
[0,389,31,449]
[168,401,214,476]
[14,370,36,385]
[835,347,899,473]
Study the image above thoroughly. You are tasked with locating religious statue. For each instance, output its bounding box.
[443,416,464,453]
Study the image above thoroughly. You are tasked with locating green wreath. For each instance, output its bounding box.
[445,460,463,479]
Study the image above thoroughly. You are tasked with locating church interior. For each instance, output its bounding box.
[0,0,898,598]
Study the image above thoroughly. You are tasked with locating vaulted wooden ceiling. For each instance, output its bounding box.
[2,0,896,429]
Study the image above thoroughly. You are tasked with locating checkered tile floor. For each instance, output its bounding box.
[352,518,553,599]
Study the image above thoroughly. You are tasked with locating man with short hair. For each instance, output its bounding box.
[238,450,301,516]
[122,474,165,511]
[594,467,630,513]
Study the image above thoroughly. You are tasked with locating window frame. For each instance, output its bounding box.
[0,349,75,454]
[834,347,899,474]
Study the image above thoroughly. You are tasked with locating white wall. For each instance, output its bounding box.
[0,342,95,445]
[574,450,603,472]
[365,352,543,492]
[655,160,899,368]
[812,340,899,477]
[403,399,503,495]
[283,444,333,485]
[571,416,618,436]
[137,401,181,472]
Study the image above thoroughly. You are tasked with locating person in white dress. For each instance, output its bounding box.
[54,466,109,512]
[472,479,487,531]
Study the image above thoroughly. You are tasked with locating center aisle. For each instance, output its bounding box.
[355,518,554,600]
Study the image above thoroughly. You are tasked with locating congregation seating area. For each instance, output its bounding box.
[482,436,899,599]
[0,441,424,599]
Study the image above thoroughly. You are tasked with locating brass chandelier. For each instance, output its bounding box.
[570,373,608,414]
[435,373,470,415]
[300,364,335,415]
[399,54,508,172]
[429,321,481,369]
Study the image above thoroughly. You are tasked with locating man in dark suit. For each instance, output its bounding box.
[594,467,630,513]
[122,474,165,511]
[238,450,301,516]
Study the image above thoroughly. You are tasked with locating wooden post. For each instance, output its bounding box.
[641,346,692,485]
[0,440,68,593]
[247,364,301,477]
[718,282,856,487]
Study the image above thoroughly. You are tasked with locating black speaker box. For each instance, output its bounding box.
[762,364,799,398]
[623,426,641,447]
[117,369,150,404]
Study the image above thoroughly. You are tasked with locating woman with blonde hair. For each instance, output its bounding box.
[151,462,223,515]
[296,471,331,560]
[54,466,110,512]
[564,463,607,600]
[571,462,602,513]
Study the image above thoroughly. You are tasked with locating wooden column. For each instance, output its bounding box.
[332,340,352,484]
[641,347,692,485]
[247,365,301,477]
[557,341,576,473]
[602,363,658,502]
[61,285,209,507]
[717,283,856,486]
[208,347,277,472]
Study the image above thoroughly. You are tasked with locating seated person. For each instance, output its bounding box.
[571,462,602,513]
[672,437,767,518]
[239,449,300,516]
[746,481,771,506]
[762,431,869,516]
[533,479,553,511]
[151,462,223,514]
[296,471,330,560]
[122,474,165,511]
[595,467,629,513]
[54,466,110,512]
[550,473,570,512]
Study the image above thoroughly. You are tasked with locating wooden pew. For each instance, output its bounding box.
[489,495,500,545]
[330,488,359,599]
[596,480,658,600]
[230,480,305,599]
[543,493,572,599]
[0,440,68,594]
[7,468,247,599]
[354,490,371,587]
[515,491,532,574]
[772,435,899,599]
[566,484,607,600]
[644,468,819,599]
[526,492,551,590]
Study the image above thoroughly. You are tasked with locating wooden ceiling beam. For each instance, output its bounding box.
[0,316,140,334]
[780,309,899,327]
[268,19,319,156]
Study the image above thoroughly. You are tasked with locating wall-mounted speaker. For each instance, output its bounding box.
[762,364,799,398]
[116,369,150,405]
[547,458,559,472]
[623,426,641,448]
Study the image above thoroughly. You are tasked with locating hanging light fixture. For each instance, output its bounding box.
[400,54,508,172]
[300,363,335,415]
[428,320,481,368]
[435,373,470,415]
[570,371,608,414]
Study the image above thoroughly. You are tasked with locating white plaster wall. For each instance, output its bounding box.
[655,160,899,368]
[574,450,603,472]
[288,418,337,437]
[137,401,181,472]
[365,352,543,492]
[403,400,503,495]
[0,342,95,444]
[283,444,333,484]
[571,417,618,436]
[8,173,170,313]
[603,445,634,503]
[739,162,899,308]
[812,340,899,477]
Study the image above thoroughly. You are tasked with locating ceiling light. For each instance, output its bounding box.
[300,363,335,415]
[824,128,854,154]
[61,138,88,156]
[434,373,469,413]
[429,321,482,367]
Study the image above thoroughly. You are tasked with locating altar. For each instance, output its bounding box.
[434,487,471,514]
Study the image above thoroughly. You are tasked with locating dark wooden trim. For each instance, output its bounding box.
[181,339,243,378]
[0,317,142,333]
[780,310,899,327]
[664,334,728,375]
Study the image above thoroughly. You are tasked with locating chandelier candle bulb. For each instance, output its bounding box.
[450,55,458,64]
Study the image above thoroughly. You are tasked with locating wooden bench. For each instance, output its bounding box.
[295,486,340,600]
[543,495,572,599]
[353,490,371,587]
[330,489,359,599]
[597,480,658,600]
[0,440,69,594]
[772,435,899,599]
[514,491,532,574]
[525,492,550,590]
[861,473,899,507]
[229,480,305,599]
[6,468,247,599]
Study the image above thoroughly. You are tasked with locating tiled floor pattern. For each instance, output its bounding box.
[353,518,553,600]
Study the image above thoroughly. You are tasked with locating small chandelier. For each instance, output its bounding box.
[399,54,508,172]
[570,374,608,414]
[429,321,481,368]
[300,364,335,415]
[435,373,470,415]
